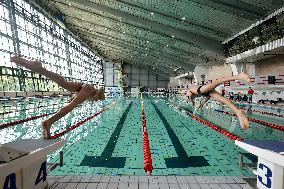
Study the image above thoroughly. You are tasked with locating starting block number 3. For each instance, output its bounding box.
[3,161,47,189]
[258,163,272,188]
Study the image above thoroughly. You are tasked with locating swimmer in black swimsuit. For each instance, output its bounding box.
[185,72,251,129]
[11,56,105,139]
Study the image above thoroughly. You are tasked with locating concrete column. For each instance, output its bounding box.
[230,63,243,75]
[231,62,256,77]
[246,63,256,77]
[113,60,124,93]
[201,74,205,85]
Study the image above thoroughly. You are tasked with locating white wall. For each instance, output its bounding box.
[103,60,118,87]
[123,64,169,88]
[194,64,233,83]
[103,61,169,88]
[193,66,209,83]
[255,54,284,76]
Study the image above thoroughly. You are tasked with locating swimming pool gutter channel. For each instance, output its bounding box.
[0,103,60,115]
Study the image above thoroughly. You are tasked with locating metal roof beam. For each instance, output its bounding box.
[91,39,176,74]
[72,25,200,67]
[109,0,229,37]
[96,45,181,75]
[70,25,196,70]
[61,0,225,55]
[190,0,266,19]
[65,15,201,58]
[92,34,196,70]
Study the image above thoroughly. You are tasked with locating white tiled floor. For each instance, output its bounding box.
[47,176,257,189]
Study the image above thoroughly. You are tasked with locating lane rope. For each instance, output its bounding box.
[241,108,284,119]
[0,112,56,128]
[166,100,243,141]
[141,101,153,175]
[50,101,117,139]
[214,109,284,132]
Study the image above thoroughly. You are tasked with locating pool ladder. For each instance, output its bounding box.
[47,151,64,173]
[239,153,258,175]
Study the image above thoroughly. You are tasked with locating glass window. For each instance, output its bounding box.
[0,0,103,92]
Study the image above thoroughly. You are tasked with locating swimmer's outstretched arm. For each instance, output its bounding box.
[189,96,195,107]
[186,90,195,107]
[198,96,210,109]
[42,87,91,139]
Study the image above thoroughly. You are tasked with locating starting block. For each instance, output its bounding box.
[236,140,284,189]
[0,139,66,189]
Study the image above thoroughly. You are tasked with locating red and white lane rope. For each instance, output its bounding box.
[214,109,284,132]
[191,115,243,141]
[168,101,243,141]
[241,108,284,119]
[51,101,117,139]
[0,112,56,128]
[141,101,153,175]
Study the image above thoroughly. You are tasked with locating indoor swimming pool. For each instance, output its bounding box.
[1,95,283,176]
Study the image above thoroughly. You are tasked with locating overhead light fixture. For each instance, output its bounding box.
[147,40,149,43]
[109,36,112,39]
[105,28,107,30]
[150,12,154,15]
[252,36,259,43]
[171,35,174,38]
[182,17,185,20]
[123,31,125,33]
[153,68,155,70]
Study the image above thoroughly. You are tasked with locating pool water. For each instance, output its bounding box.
[170,97,284,141]
[1,95,283,176]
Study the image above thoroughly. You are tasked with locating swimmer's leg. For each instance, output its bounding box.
[42,86,90,139]
[10,56,81,92]
[199,73,250,94]
[209,91,249,129]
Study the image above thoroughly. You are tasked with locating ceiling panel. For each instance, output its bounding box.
[36,0,284,75]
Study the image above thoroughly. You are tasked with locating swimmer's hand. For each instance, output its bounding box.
[193,108,198,115]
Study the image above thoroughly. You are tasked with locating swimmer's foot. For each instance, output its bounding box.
[238,72,251,83]
[10,56,43,72]
[236,110,249,129]
[42,120,52,139]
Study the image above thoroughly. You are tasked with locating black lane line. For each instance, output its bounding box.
[150,99,209,168]
[80,102,133,168]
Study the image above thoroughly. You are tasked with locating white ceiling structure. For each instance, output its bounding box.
[35,0,284,76]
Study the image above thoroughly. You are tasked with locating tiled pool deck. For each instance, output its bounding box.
[47,175,257,189]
